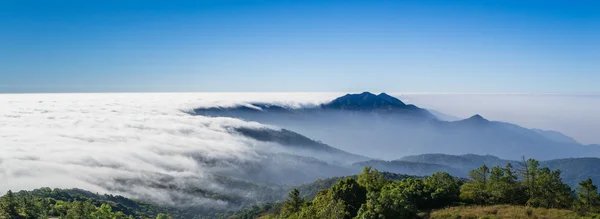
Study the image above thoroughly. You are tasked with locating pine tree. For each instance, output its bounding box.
[330,177,367,219]
[576,177,600,211]
[460,164,490,205]
[357,167,386,193]
[520,157,540,203]
[282,189,304,215]
[0,190,20,219]
[423,172,460,208]
[502,163,527,205]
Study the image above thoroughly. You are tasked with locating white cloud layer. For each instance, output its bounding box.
[1,92,598,205]
[0,93,337,205]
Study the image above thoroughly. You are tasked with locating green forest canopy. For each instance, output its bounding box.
[3,158,600,219]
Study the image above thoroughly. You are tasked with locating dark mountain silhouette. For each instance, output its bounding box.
[324,92,398,110]
[195,92,434,118]
[321,92,435,118]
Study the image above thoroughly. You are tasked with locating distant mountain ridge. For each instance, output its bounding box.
[195,92,434,118]
[531,128,580,144]
[388,153,600,188]
[192,92,597,160]
[233,126,369,165]
[321,92,435,118]
[351,159,465,177]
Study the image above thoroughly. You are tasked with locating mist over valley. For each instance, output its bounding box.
[2,92,600,217]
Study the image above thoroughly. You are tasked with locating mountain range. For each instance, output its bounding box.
[60,91,589,215]
[7,92,597,218]
[194,92,600,160]
[186,92,600,191]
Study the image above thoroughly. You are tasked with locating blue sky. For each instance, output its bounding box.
[1,0,598,93]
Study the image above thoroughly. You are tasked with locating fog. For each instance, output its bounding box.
[399,94,600,145]
[1,92,598,207]
[0,93,339,207]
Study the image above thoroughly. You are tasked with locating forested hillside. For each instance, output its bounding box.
[3,158,600,218]
[231,158,600,219]
[0,173,413,219]
[0,188,180,219]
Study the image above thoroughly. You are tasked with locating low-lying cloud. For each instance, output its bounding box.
[399,93,600,145]
[1,92,598,207]
[0,93,339,206]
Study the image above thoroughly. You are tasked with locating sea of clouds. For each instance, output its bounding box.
[1,92,599,206]
[0,93,338,206]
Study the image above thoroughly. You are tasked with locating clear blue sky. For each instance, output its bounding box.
[1,0,598,93]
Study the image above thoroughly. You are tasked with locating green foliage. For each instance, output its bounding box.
[64,200,95,219]
[460,159,572,209]
[577,177,600,209]
[356,179,420,219]
[307,190,349,219]
[423,172,461,208]
[521,158,540,201]
[486,164,527,205]
[156,213,170,219]
[227,203,280,219]
[460,165,490,204]
[527,168,573,209]
[0,190,19,219]
[281,189,304,217]
[357,167,386,193]
[329,177,366,218]
[0,189,176,219]
[4,162,600,219]
[285,190,348,219]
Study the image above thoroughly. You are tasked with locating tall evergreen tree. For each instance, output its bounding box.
[0,190,20,219]
[576,177,600,211]
[423,172,460,208]
[460,164,490,204]
[528,167,573,208]
[357,167,386,193]
[520,158,540,201]
[282,189,304,215]
[330,177,367,219]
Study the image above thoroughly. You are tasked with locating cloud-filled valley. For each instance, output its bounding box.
[0,93,341,207]
[1,92,600,210]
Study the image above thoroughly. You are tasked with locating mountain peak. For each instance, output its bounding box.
[320,92,439,119]
[456,114,489,125]
[324,92,406,110]
[377,93,406,105]
[468,114,486,120]
[360,91,376,96]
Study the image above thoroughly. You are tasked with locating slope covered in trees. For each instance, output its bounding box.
[231,159,600,219]
[3,159,600,218]
[0,172,413,219]
[389,154,600,189]
[0,188,180,219]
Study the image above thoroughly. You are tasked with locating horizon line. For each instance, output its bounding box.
[2,91,600,96]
